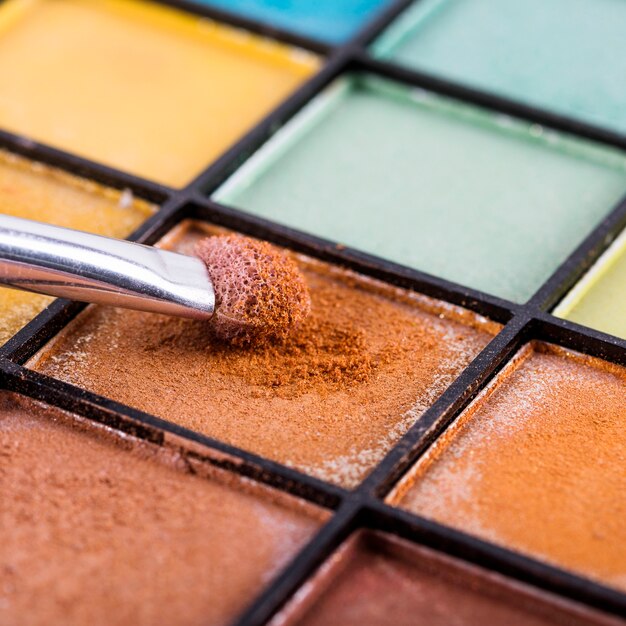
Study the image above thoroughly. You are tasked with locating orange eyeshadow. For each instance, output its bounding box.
[389,342,626,591]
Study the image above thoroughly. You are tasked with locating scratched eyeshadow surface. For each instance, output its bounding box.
[0,392,324,626]
[30,221,498,488]
[390,343,626,592]
[0,0,318,186]
[0,150,154,345]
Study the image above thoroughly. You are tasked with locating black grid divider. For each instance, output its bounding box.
[0,0,625,624]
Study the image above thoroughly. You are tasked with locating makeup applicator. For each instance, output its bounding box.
[0,215,310,345]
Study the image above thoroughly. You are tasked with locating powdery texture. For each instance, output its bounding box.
[0,393,322,626]
[31,222,498,488]
[272,532,618,626]
[195,234,310,345]
[391,343,626,591]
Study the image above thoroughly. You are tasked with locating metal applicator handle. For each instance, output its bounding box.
[0,215,215,320]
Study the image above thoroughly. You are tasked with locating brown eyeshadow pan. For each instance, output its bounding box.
[0,392,324,626]
[388,342,626,592]
[271,531,620,626]
[28,221,499,488]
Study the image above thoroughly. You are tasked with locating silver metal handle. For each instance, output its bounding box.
[0,215,215,320]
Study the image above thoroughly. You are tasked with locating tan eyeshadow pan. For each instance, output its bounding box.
[29,220,499,488]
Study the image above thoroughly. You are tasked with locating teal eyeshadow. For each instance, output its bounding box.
[213,75,626,303]
[193,0,392,43]
[372,0,626,134]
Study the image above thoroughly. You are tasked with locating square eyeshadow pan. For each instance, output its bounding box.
[271,531,620,626]
[193,0,393,43]
[29,220,498,488]
[0,392,325,626]
[554,227,626,340]
[214,74,626,302]
[0,0,318,186]
[388,342,626,592]
[373,0,626,134]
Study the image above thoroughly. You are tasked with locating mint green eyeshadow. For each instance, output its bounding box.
[214,75,626,302]
[373,0,626,134]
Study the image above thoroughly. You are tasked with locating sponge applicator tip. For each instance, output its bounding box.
[195,234,310,346]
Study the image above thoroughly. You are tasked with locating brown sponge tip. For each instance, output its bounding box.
[195,234,310,346]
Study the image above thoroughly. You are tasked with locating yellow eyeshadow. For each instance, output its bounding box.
[0,0,319,187]
[0,150,155,344]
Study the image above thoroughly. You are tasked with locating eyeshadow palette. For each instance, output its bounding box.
[0,0,625,625]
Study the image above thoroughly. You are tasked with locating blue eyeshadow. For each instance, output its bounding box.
[194,0,392,43]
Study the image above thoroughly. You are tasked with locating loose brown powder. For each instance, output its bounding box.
[195,234,310,346]
[31,221,498,487]
[272,532,619,626]
[0,393,323,626]
[390,342,626,591]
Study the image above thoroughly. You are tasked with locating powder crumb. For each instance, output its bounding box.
[118,188,134,209]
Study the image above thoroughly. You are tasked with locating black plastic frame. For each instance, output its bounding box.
[0,0,625,624]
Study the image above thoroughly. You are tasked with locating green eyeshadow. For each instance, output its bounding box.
[372,0,626,135]
[215,75,626,303]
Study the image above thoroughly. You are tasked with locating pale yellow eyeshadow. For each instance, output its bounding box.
[0,150,155,344]
[0,0,319,187]
[555,228,626,340]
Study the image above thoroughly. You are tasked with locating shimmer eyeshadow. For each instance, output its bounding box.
[214,75,626,303]
[30,221,498,488]
[0,392,324,626]
[554,228,626,340]
[389,343,626,591]
[0,0,318,187]
[272,532,619,626]
[373,0,626,134]
[0,150,154,344]
[193,0,392,43]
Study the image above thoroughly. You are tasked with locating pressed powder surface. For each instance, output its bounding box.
[31,221,498,488]
[0,0,318,187]
[272,532,619,626]
[373,0,626,134]
[389,343,626,591]
[215,75,626,303]
[0,149,154,344]
[194,0,392,43]
[0,392,323,626]
[555,228,626,340]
